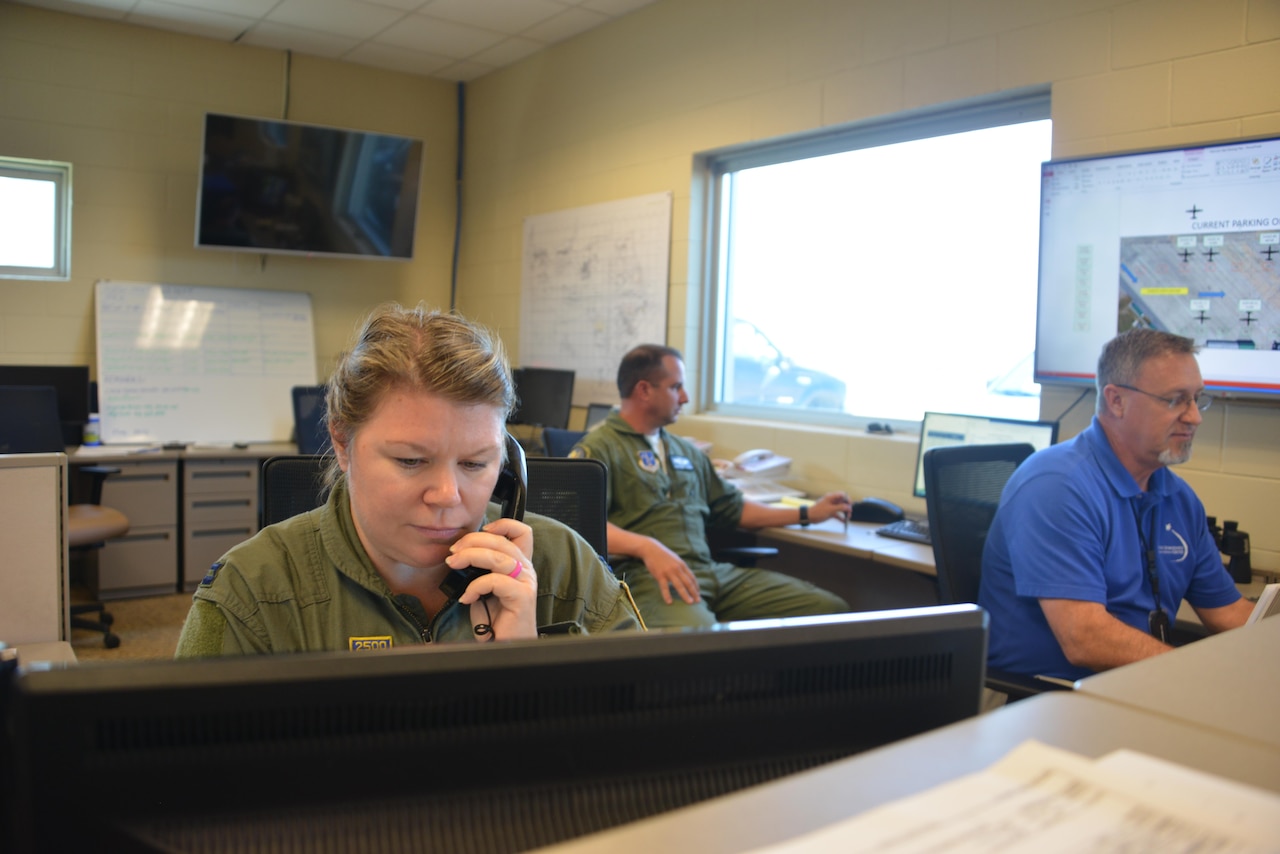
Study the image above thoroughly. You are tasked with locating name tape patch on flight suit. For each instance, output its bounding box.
[349,636,393,651]
[670,455,694,471]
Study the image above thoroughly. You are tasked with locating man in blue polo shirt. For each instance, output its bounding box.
[979,328,1252,683]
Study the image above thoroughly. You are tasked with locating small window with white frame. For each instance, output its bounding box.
[0,157,72,281]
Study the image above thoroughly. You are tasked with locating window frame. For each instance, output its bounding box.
[0,156,72,281]
[696,86,1051,430]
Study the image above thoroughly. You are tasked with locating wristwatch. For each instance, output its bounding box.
[799,505,810,527]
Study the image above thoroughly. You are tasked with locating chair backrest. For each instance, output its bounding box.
[291,385,331,456]
[541,427,585,457]
[260,455,329,528]
[0,386,65,454]
[525,456,609,560]
[923,442,1035,605]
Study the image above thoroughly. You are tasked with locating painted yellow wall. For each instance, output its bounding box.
[0,4,459,380]
[1,1,1277,569]
[459,0,1280,569]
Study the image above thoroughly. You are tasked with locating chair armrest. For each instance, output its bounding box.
[714,546,779,568]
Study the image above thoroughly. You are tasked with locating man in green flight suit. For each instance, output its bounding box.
[570,344,851,629]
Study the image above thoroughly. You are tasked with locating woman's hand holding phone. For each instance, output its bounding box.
[445,517,538,641]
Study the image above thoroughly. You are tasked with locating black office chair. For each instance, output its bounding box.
[260,455,329,528]
[0,385,128,648]
[526,456,609,561]
[922,441,1067,702]
[291,385,331,456]
[540,427,585,457]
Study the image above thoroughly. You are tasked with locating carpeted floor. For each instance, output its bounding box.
[69,587,194,662]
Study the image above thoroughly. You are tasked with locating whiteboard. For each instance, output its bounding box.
[519,193,671,406]
[95,280,316,444]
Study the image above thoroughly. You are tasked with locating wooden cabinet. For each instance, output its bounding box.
[182,458,259,591]
[94,457,179,600]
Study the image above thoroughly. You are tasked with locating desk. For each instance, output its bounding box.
[1077,613,1280,750]
[534,623,1280,853]
[69,443,295,598]
[756,519,938,612]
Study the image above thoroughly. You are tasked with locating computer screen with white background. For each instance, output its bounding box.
[913,411,1059,497]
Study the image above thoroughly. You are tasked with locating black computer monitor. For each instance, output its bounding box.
[509,367,575,428]
[290,385,330,455]
[0,365,90,446]
[913,411,1059,498]
[3,606,987,851]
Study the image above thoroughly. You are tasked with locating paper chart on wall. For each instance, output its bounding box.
[519,193,671,407]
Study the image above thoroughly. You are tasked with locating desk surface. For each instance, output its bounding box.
[532,689,1280,853]
[759,518,936,576]
[1077,613,1280,750]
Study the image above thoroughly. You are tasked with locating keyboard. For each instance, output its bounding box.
[876,518,932,546]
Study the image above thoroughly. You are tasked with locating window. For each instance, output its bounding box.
[702,89,1051,426]
[0,157,72,281]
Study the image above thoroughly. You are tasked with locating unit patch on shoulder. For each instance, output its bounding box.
[349,636,393,651]
[636,450,660,473]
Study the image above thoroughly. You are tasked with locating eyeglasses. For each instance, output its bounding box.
[1114,384,1212,413]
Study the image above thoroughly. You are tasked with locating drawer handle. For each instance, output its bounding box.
[116,473,171,484]
[117,531,171,543]
[193,527,254,538]
[192,471,253,481]
[192,498,252,510]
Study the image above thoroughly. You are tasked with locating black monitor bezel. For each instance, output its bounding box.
[4,606,987,850]
[509,366,576,428]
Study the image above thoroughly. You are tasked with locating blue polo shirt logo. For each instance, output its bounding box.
[1159,523,1190,562]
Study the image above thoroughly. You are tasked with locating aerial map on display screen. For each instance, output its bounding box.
[1119,228,1279,350]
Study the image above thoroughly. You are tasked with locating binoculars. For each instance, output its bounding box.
[1208,516,1251,584]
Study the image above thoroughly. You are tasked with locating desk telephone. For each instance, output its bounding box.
[438,433,528,600]
[731,448,792,476]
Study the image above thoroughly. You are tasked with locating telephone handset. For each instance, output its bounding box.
[438,433,527,600]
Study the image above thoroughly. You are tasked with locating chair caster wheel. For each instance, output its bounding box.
[100,611,115,626]
[104,633,121,649]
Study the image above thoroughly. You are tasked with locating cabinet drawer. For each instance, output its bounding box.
[97,460,178,527]
[184,459,259,496]
[95,527,178,599]
[185,495,256,527]
[183,524,257,589]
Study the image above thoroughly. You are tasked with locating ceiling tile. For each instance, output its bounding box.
[11,0,133,20]
[129,0,257,40]
[343,40,456,77]
[418,0,572,34]
[469,36,546,68]
[581,0,655,15]
[238,22,361,59]
[154,0,279,17]
[363,0,431,12]
[267,0,407,41]
[432,57,498,83]
[376,14,505,58]
[522,6,610,43]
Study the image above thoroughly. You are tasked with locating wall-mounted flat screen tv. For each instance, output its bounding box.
[196,113,424,261]
[1035,134,1280,399]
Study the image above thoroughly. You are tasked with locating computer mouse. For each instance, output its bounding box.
[848,497,906,524]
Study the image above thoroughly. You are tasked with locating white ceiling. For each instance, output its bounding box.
[10,0,662,81]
